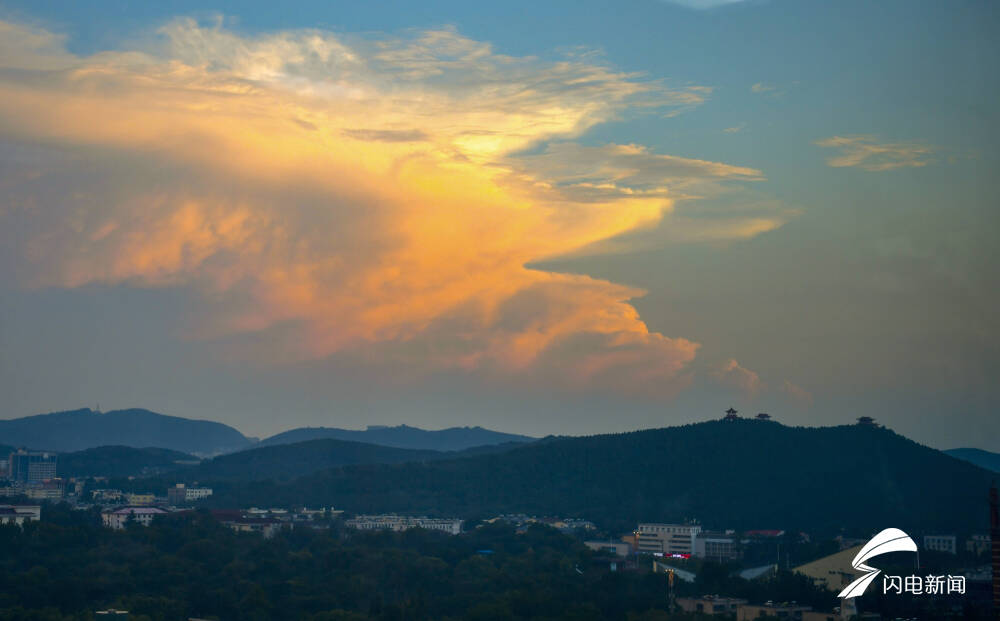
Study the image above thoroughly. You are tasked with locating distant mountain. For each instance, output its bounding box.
[259,424,535,451]
[0,408,253,456]
[212,420,995,535]
[182,438,526,482]
[945,447,1000,473]
[58,446,199,478]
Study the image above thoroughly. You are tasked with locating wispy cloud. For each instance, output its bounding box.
[723,123,746,134]
[711,358,763,396]
[661,0,751,9]
[815,135,934,171]
[0,18,780,396]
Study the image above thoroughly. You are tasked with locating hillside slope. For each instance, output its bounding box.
[259,424,535,451]
[945,447,1000,473]
[183,438,527,482]
[0,408,253,456]
[58,446,199,478]
[212,420,994,534]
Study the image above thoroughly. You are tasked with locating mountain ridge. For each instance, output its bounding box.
[0,408,253,456]
[945,447,1000,473]
[206,420,994,535]
[258,423,535,451]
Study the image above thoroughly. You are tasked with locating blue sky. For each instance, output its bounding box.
[0,0,997,449]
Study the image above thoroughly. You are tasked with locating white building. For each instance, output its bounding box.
[637,522,702,555]
[346,514,464,535]
[167,483,213,505]
[101,506,169,529]
[923,534,957,555]
[0,505,41,526]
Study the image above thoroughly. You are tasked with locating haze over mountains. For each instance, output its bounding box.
[258,424,535,451]
[0,409,253,456]
[944,447,1000,473]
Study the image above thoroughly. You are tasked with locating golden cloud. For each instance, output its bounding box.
[0,18,779,395]
[816,135,934,171]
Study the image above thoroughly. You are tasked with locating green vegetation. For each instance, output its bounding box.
[57,446,198,479]
[0,504,837,621]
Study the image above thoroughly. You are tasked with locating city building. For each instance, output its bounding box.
[637,522,702,555]
[676,596,748,616]
[694,531,742,561]
[91,489,124,504]
[0,504,41,526]
[966,534,990,556]
[8,450,57,483]
[167,483,213,505]
[101,506,169,529]
[584,540,632,557]
[125,493,156,506]
[346,514,464,535]
[24,479,64,500]
[94,610,129,619]
[923,534,957,554]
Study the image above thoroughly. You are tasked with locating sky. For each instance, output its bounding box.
[0,0,997,449]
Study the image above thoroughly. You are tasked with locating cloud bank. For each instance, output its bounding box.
[0,18,779,397]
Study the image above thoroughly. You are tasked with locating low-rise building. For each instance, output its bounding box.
[694,531,742,561]
[91,489,124,504]
[966,534,990,556]
[923,534,957,554]
[636,522,702,555]
[166,483,213,505]
[101,506,169,529]
[677,595,748,616]
[584,540,632,557]
[24,479,64,500]
[0,504,41,526]
[125,493,156,507]
[346,514,463,535]
[737,602,812,621]
[225,518,284,538]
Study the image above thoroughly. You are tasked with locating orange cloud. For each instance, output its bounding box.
[0,19,774,395]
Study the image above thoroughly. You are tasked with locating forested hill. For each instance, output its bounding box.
[0,408,253,456]
[181,438,525,482]
[210,420,994,535]
[259,424,535,451]
[58,446,199,478]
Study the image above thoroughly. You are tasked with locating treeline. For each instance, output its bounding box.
[0,503,836,621]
